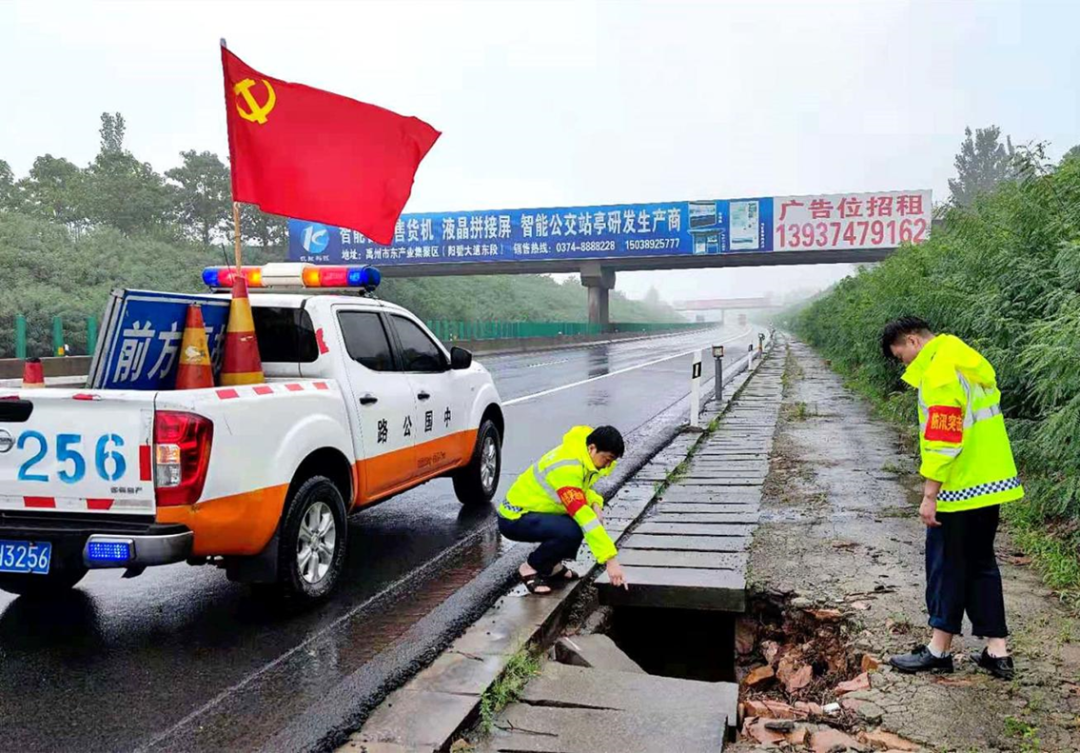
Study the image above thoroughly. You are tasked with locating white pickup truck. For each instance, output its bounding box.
[0,283,504,602]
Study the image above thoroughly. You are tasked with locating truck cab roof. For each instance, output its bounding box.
[207,292,412,317]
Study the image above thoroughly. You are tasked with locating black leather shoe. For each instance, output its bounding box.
[888,645,954,674]
[972,648,1015,680]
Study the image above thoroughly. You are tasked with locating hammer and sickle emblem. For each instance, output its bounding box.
[233,78,276,125]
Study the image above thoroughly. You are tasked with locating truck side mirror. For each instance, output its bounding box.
[450,346,473,370]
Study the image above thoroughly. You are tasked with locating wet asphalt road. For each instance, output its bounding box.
[0,325,759,753]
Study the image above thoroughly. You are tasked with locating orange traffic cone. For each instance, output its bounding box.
[22,358,45,389]
[220,275,265,386]
[175,305,214,390]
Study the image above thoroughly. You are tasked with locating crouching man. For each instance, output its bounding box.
[498,426,628,595]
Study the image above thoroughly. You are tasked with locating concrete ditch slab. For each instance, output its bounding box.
[650,512,759,524]
[404,651,507,696]
[597,566,746,611]
[686,460,769,470]
[449,593,565,657]
[616,549,748,570]
[634,522,757,537]
[658,488,762,503]
[355,689,479,750]
[520,662,737,726]
[554,634,646,674]
[690,450,769,459]
[621,534,752,552]
[657,503,760,514]
[478,705,727,753]
[673,477,765,486]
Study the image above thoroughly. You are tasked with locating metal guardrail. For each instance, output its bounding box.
[4,316,702,359]
[424,320,706,342]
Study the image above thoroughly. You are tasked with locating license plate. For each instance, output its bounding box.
[0,540,52,575]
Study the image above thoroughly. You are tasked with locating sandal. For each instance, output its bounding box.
[548,565,581,589]
[548,561,583,583]
[520,571,553,595]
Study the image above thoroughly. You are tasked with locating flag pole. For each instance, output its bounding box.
[221,38,241,271]
[233,201,242,270]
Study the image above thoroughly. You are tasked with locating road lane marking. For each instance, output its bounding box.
[503,328,752,406]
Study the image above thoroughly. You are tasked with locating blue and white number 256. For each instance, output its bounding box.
[17,432,127,484]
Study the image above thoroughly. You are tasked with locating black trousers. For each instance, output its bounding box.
[498,513,583,575]
[925,504,1008,638]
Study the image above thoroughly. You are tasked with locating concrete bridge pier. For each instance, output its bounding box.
[581,262,616,332]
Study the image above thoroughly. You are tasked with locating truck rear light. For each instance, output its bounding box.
[154,411,213,507]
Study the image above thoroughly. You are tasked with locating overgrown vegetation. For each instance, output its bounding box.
[0,113,682,357]
[785,145,1080,608]
[478,646,541,733]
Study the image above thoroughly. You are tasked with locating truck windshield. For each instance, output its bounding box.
[252,307,319,363]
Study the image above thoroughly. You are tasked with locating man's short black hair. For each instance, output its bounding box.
[880,316,934,360]
[587,426,625,458]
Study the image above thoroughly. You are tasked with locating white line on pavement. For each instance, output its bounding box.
[503,328,752,406]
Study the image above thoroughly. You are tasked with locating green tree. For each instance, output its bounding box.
[98,112,126,155]
[84,112,174,234]
[1063,145,1080,165]
[948,125,1016,208]
[0,159,17,210]
[241,204,289,252]
[166,150,231,246]
[16,154,87,226]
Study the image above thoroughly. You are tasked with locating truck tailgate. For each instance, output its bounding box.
[0,390,155,515]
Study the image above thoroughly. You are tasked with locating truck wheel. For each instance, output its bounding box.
[0,563,88,598]
[453,419,501,506]
[274,476,348,603]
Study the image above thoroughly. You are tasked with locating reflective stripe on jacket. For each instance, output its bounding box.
[902,334,1023,513]
[498,425,618,564]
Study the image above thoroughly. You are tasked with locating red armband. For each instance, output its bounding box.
[925,405,963,443]
[557,487,587,516]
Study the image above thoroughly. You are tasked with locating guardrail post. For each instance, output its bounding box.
[15,315,27,360]
[689,350,702,429]
[712,344,724,401]
[53,316,65,356]
[87,317,98,355]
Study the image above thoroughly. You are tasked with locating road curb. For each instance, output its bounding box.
[341,336,777,753]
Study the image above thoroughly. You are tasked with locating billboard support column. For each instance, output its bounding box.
[580,263,616,332]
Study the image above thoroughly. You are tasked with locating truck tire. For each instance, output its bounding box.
[273,476,348,603]
[0,563,88,598]
[453,419,501,506]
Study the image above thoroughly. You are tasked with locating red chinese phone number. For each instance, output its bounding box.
[776,218,928,249]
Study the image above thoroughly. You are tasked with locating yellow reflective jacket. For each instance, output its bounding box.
[499,426,618,564]
[902,334,1023,513]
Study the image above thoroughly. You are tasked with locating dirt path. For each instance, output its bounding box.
[735,339,1079,752]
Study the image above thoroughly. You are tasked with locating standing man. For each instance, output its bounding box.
[882,317,1022,679]
[498,425,628,595]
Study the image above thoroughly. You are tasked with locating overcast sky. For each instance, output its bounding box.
[2,0,1077,302]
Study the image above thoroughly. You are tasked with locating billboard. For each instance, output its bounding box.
[288,190,931,267]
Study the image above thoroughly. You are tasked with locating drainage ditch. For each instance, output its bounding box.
[606,605,737,683]
[576,590,875,740]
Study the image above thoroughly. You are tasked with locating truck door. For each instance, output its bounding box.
[333,309,417,501]
[386,314,466,475]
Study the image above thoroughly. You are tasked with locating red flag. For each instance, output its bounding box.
[221,46,440,245]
